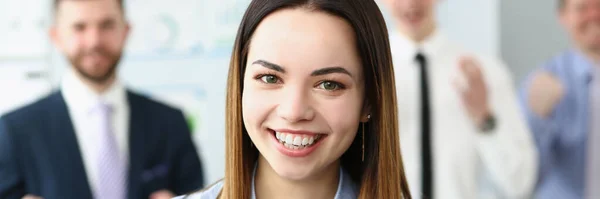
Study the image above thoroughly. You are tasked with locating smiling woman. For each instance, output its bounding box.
[175,0,411,199]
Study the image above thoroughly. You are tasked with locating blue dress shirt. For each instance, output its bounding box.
[519,49,595,199]
[173,165,358,199]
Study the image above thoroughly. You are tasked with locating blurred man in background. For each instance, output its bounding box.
[380,0,538,198]
[0,0,204,198]
[520,0,600,198]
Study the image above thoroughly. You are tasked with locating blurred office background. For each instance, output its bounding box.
[0,0,569,184]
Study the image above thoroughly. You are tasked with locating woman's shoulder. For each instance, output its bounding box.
[172,181,224,199]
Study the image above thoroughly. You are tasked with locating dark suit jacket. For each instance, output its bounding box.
[0,90,205,199]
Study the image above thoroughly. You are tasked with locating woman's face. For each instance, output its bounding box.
[242,8,367,181]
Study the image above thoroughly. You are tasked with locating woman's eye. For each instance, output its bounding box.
[318,81,343,91]
[260,75,279,84]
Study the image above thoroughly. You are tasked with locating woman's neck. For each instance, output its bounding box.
[254,156,340,199]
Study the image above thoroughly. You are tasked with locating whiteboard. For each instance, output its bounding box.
[0,0,51,58]
[0,0,52,116]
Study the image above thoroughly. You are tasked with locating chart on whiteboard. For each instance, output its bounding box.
[124,0,251,60]
[119,0,250,136]
[0,0,51,58]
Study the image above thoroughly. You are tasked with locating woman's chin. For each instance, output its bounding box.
[270,163,317,181]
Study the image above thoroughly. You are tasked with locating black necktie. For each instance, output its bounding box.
[416,52,433,199]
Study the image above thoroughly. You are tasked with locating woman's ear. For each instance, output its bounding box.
[361,113,371,123]
[361,101,371,123]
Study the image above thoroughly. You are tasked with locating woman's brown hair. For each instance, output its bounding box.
[222,0,411,198]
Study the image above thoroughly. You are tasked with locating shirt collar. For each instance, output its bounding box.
[570,49,597,83]
[250,164,358,199]
[389,28,446,64]
[61,69,127,114]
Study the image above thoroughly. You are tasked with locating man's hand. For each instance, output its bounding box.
[150,190,176,199]
[527,72,564,118]
[454,56,492,127]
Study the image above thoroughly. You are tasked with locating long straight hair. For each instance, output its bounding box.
[223,0,411,198]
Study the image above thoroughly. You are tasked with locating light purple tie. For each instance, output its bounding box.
[95,102,126,199]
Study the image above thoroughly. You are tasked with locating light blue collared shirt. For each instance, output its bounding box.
[518,49,595,199]
[173,165,358,199]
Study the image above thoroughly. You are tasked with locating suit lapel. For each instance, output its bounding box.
[47,91,94,198]
[127,91,146,199]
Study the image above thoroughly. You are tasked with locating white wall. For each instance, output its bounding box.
[500,0,570,84]
[437,0,500,57]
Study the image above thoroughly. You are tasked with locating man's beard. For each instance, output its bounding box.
[68,47,122,84]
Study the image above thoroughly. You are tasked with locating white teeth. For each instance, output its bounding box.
[293,137,302,145]
[275,131,322,149]
[285,134,293,144]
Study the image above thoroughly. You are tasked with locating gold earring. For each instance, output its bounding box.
[362,122,365,162]
[362,114,370,162]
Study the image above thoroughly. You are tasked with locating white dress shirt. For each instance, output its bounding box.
[61,70,130,196]
[390,30,538,199]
